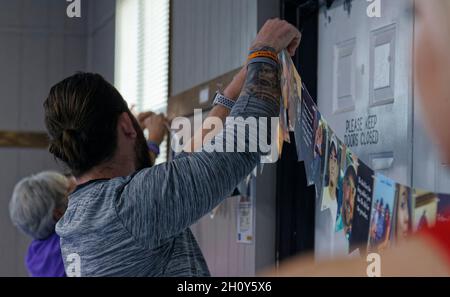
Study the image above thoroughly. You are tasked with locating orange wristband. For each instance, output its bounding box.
[247,50,278,64]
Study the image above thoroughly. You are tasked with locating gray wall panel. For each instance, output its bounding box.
[0,32,21,130]
[0,149,19,276]
[87,0,116,83]
[20,33,48,131]
[171,0,258,96]
[172,0,277,276]
[0,0,87,276]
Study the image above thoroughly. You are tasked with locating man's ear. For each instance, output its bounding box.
[118,112,137,139]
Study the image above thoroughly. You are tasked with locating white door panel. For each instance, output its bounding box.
[316,0,414,259]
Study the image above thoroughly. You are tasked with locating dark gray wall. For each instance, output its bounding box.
[87,0,116,83]
[0,0,116,276]
[171,0,258,96]
[0,0,89,276]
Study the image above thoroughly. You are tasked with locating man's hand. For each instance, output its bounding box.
[143,113,169,145]
[137,111,155,130]
[137,111,169,145]
[250,18,301,56]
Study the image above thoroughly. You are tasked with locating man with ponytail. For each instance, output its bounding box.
[44,20,301,276]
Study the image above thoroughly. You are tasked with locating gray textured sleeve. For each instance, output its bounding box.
[117,66,280,248]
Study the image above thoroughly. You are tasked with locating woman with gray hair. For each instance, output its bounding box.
[9,171,76,277]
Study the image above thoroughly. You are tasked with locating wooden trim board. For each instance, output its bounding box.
[168,68,241,119]
[0,130,49,149]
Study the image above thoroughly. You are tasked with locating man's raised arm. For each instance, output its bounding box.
[119,19,302,247]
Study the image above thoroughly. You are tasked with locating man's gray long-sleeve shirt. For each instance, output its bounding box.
[56,92,279,276]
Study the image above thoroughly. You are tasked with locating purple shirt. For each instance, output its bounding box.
[26,232,66,277]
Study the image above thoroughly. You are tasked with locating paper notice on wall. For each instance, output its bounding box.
[237,195,254,244]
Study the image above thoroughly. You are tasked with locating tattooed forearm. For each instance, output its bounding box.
[242,62,281,102]
[241,48,281,105]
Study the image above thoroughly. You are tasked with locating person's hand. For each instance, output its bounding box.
[143,113,169,145]
[250,18,301,56]
[137,111,155,130]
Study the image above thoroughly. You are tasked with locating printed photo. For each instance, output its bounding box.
[279,49,302,133]
[335,148,358,239]
[393,184,413,243]
[412,190,438,232]
[298,86,319,186]
[277,50,292,155]
[308,113,327,188]
[368,174,396,252]
[324,143,359,257]
[349,160,374,254]
[298,88,327,186]
[321,131,343,218]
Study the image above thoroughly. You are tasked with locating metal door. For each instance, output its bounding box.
[316,0,414,259]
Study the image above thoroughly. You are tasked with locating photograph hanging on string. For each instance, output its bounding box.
[320,129,351,257]
[320,130,342,216]
[392,184,413,244]
[368,174,396,253]
[277,50,292,156]
[310,115,328,192]
[279,49,302,133]
[333,146,358,255]
[412,190,438,232]
[349,160,374,254]
[298,89,323,186]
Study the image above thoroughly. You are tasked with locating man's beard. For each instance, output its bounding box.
[131,114,152,170]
